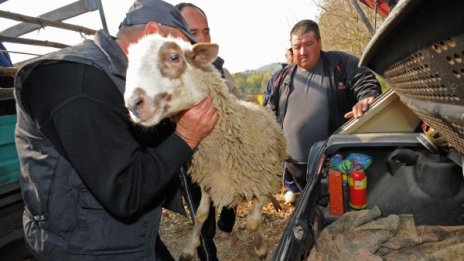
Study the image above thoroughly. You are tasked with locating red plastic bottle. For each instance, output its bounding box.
[328,169,344,216]
[348,170,367,209]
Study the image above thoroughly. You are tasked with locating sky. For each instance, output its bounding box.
[0,0,321,73]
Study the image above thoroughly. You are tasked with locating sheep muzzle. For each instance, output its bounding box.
[126,87,172,126]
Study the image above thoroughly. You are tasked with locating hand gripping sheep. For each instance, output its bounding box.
[124,34,288,260]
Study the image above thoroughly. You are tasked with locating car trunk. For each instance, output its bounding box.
[322,134,463,226]
[273,0,464,260]
[274,133,464,260]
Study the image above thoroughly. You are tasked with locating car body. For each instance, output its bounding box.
[273,0,464,259]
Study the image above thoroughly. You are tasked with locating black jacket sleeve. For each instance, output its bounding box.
[339,51,381,101]
[22,62,192,219]
[323,51,382,133]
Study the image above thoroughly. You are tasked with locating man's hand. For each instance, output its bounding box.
[344,96,376,119]
[175,96,218,149]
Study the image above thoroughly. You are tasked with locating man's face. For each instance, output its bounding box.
[180,6,211,43]
[291,31,321,71]
[285,48,294,64]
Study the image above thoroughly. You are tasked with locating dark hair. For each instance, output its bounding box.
[289,19,321,41]
[175,2,207,17]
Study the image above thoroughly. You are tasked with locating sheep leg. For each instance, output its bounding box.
[246,195,268,260]
[179,189,211,261]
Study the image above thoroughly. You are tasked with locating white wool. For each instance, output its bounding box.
[124,34,288,259]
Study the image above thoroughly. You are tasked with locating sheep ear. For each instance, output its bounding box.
[190,43,219,67]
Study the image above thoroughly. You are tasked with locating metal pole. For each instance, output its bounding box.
[350,0,375,36]
[95,0,108,33]
[0,10,96,35]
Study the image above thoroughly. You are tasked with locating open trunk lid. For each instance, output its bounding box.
[360,0,464,154]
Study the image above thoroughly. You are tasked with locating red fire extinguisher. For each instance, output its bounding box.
[348,169,367,209]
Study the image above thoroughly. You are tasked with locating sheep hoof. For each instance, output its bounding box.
[254,246,268,260]
[179,252,195,261]
[254,234,267,260]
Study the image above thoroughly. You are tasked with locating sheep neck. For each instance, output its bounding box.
[200,70,236,123]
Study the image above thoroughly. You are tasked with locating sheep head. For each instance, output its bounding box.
[124,34,219,126]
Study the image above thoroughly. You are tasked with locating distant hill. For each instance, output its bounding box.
[239,62,285,74]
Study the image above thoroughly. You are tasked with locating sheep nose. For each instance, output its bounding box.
[129,106,140,118]
[128,97,143,118]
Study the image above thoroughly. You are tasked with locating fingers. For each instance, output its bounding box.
[344,111,354,119]
[200,96,218,122]
[344,97,375,119]
[175,96,218,149]
[188,96,218,126]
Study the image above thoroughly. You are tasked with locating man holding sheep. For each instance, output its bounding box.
[14,0,217,260]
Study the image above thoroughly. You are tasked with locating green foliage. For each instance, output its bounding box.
[374,73,390,93]
[233,71,272,95]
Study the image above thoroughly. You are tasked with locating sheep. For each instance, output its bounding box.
[124,34,288,260]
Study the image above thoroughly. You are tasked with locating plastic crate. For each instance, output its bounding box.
[0,115,19,186]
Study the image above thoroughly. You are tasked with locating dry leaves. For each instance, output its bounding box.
[159,189,297,260]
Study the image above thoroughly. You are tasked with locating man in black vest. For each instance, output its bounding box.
[268,20,381,200]
[14,0,217,260]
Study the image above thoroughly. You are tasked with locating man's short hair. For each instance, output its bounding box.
[290,19,321,41]
[175,2,207,17]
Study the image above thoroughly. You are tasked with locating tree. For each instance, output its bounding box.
[316,0,389,91]
[234,73,246,93]
[315,0,384,57]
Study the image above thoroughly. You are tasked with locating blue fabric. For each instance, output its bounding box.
[0,42,13,67]
[263,63,288,106]
[283,171,300,192]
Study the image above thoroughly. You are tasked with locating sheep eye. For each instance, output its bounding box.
[169,54,179,62]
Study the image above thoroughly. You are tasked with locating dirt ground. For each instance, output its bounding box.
[2,189,296,261]
[159,189,296,261]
